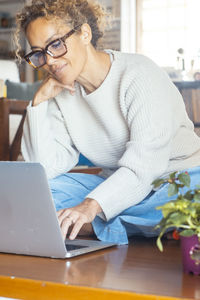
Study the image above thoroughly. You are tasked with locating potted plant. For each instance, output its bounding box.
[152,171,200,275]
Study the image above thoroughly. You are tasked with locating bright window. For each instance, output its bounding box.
[137,0,200,69]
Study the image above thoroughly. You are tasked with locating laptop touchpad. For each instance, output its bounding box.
[65,244,88,251]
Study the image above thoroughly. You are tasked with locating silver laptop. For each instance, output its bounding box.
[0,162,115,258]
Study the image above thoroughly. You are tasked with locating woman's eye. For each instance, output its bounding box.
[50,40,62,49]
[35,52,43,58]
[34,52,44,63]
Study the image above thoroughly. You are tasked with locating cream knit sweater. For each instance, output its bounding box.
[22,50,200,220]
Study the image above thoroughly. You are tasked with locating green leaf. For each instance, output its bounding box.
[157,201,176,211]
[156,201,177,217]
[186,206,197,218]
[168,183,178,197]
[152,178,165,188]
[170,172,177,180]
[180,229,196,237]
[196,226,200,234]
[163,212,189,228]
[161,209,175,218]
[178,173,191,188]
[184,190,193,200]
[154,170,200,252]
[156,237,163,252]
[194,193,200,202]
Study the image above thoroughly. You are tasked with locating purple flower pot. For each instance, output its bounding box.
[180,235,200,275]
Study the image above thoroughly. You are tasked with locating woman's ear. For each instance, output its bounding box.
[80,23,92,45]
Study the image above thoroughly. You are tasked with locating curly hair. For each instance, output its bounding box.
[15,0,108,60]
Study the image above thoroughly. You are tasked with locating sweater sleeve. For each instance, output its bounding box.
[87,64,176,221]
[21,99,79,179]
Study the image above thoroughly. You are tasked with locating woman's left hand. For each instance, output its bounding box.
[56,198,102,240]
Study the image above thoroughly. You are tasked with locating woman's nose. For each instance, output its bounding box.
[45,52,55,65]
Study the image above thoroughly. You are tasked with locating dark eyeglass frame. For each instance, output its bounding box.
[24,25,81,69]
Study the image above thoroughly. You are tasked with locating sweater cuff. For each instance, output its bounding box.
[86,167,152,221]
[26,100,48,115]
[26,101,49,128]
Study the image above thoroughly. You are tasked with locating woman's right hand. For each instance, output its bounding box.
[32,76,75,106]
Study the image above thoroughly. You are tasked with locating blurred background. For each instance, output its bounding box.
[1,0,200,83]
[1,0,200,163]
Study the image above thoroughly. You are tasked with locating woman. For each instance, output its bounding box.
[15,0,200,244]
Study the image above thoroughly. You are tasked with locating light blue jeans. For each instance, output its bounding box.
[49,166,200,245]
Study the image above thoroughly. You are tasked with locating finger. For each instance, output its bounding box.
[47,75,75,91]
[63,211,80,227]
[69,219,85,240]
[70,90,75,96]
[51,77,75,92]
[70,82,75,89]
[43,75,51,83]
[63,80,75,90]
[60,217,74,239]
[56,208,64,217]
[60,211,80,237]
[56,208,66,220]
[56,208,70,218]
[64,85,75,92]
[57,209,72,226]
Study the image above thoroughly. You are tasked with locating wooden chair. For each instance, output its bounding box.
[0,97,28,161]
[0,97,101,174]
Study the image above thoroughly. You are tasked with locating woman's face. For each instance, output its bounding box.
[26,17,89,85]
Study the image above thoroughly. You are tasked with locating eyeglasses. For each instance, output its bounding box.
[24,25,81,69]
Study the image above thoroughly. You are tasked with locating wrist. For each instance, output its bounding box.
[84,198,102,214]
[32,92,46,106]
[32,95,41,106]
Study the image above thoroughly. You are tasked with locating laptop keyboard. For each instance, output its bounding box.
[65,244,88,251]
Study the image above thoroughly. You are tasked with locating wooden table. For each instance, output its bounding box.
[0,237,199,300]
